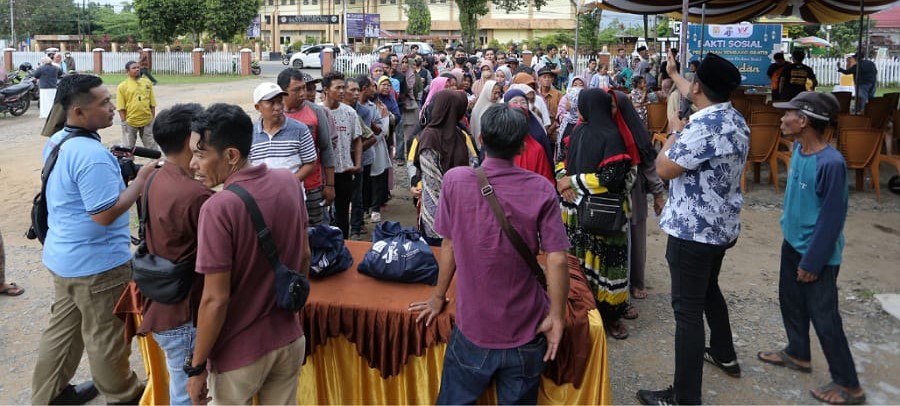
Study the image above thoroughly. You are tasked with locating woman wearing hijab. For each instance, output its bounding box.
[504,89,554,184]
[412,90,477,246]
[370,62,386,82]
[507,83,551,131]
[471,61,494,98]
[420,76,450,122]
[449,68,464,87]
[376,75,401,164]
[610,90,665,306]
[556,79,584,159]
[510,73,552,130]
[469,80,499,143]
[555,88,639,340]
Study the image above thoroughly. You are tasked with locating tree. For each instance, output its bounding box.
[0,0,80,40]
[577,10,601,53]
[133,0,258,47]
[455,0,549,53]
[89,4,141,43]
[405,0,431,36]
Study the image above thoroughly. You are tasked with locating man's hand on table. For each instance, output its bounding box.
[187,371,211,405]
[536,315,565,362]
[408,295,448,326]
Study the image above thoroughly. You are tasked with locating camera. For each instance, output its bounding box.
[110,145,161,184]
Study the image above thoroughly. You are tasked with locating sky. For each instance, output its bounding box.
[88,0,646,27]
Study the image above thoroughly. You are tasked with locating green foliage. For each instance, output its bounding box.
[89,4,141,43]
[405,0,432,36]
[134,0,258,47]
[456,0,549,53]
[828,19,873,56]
[656,16,674,38]
[488,38,503,50]
[0,0,80,39]
[577,11,601,52]
[786,23,821,39]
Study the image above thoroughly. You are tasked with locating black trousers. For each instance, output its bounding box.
[370,170,389,212]
[140,68,158,84]
[666,235,737,405]
[333,172,355,239]
[350,165,372,233]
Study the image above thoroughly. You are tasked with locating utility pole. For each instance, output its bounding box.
[9,0,15,48]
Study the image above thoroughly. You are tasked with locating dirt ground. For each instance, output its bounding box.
[0,75,898,404]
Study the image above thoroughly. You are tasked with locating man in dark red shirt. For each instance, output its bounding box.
[141,103,214,405]
[410,104,569,404]
[186,104,310,405]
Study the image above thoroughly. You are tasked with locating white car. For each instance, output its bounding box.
[290,45,349,69]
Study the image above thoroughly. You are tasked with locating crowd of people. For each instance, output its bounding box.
[8,42,866,406]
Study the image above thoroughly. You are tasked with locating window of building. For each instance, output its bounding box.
[350,0,356,4]
[335,0,341,4]
[290,0,295,4]
[268,0,273,5]
[380,0,386,4]
[265,16,271,23]
[303,0,308,4]
[312,0,318,4]
[390,0,396,4]
[429,0,435,3]
[280,0,286,4]
[439,0,446,3]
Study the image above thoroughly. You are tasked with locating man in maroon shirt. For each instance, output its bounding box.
[141,103,214,405]
[186,104,310,405]
[410,104,569,404]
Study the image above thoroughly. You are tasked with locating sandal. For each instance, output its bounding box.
[0,282,25,297]
[624,305,639,320]
[631,288,648,300]
[608,320,629,340]
[810,382,866,405]
[757,349,812,373]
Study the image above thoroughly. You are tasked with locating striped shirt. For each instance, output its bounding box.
[250,118,318,174]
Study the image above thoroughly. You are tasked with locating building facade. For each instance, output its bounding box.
[259,0,576,51]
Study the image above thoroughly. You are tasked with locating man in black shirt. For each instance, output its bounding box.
[838,53,878,113]
[777,50,817,102]
[767,52,787,101]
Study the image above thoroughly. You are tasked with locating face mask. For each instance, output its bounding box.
[455,57,467,65]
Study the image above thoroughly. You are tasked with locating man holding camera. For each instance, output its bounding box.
[32,74,151,405]
[118,61,158,149]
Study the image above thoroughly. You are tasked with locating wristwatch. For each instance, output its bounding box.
[667,130,680,139]
[183,358,207,377]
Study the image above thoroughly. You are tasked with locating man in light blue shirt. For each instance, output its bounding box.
[31,74,153,405]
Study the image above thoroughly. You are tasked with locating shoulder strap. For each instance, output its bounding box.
[40,130,94,200]
[137,168,161,242]
[226,184,282,272]
[474,167,547,290]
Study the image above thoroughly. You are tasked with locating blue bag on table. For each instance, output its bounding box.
[308,225,353,278]
[358,221,438,285]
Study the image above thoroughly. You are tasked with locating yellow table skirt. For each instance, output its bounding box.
[137,311,611,405]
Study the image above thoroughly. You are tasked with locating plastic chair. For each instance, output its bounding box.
[731,97,750,121]
[742,124,781,192]
[839,128,885,201]
[835,114,872,145]
[646,102,668,148]
[864,97,893,130]
[833,91,852,115]
[750,110,782,125]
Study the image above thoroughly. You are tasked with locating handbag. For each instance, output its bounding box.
[132,168,197,304]
[358,221,438,285]
[475,168,547,290]
[308,224,353,278]
[577,193,628,236]
[227,184,310,312]
[26,130,93,244]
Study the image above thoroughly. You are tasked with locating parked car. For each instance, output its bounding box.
[290,44,351,69]
[333,42,434,77]
[374,42,434,56]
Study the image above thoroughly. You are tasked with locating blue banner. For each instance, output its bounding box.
[687,23,782,86]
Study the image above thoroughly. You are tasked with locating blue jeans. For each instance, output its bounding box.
[779,241,860,388]
[667,235,737,405]
[152,323,196,405]
[856,82,877,113]
[437,327,546,405]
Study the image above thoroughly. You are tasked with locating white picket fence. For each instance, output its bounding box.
[807,57,900,87]
[204,52,240,75]
[9,51,240,75]
[334,52,379,77]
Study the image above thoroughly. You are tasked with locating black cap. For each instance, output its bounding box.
[538,66,556,78]
[507,56,519,64]
[696,53,742,97]
[772,91,839,122]
[637,45,647,52]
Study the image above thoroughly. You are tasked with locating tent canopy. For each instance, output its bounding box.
[583,0,900,24]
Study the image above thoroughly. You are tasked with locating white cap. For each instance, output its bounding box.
[253,82,287,104]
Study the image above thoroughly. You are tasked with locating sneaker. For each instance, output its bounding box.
[370,211,381,223]
[636,386,676,405]
[704,347,741,377]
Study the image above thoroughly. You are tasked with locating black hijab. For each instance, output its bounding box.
[611,90,657,165]
[566,88,627,175]
[415,90,470,173]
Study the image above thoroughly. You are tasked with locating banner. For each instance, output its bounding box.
[347,13,380,38]
[247,15,260,38]
[687,23,782,86]
[279,15,340,24]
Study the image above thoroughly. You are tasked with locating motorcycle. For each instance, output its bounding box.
[0,80,34,116]
[251,59,261,75]
[282,53,291,65]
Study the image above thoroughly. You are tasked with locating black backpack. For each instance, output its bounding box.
[27,130,94,244]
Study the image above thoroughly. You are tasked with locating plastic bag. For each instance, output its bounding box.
[308,225,353,278]
[358,221,438,285]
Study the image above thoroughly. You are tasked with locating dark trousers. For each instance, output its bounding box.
[351,165,372,233]
[436,327,546,405]
[140,67,158,84]
[779,241,860,389]
[629,218,647,290]
[370,170,389,211]
[666,235,737,405]
[333,172,355,239]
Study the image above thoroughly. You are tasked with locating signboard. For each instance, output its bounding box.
[687,23,782,86]
[347,13,380,38]
[247,15,260,38]
[279,15,340,24]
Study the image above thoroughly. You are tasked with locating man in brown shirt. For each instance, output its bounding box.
[141,103,213,405]
[537,66,562,142]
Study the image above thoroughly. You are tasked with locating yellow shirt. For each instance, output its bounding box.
[116,77,156,127]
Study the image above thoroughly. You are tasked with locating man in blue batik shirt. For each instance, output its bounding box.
[638,51,749,406]
[758,91,866,405]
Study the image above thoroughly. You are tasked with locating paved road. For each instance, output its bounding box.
[259,60,321,79]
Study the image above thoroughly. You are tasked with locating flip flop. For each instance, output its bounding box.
[0,283,25,297]
[631,288,648,300]
[810,382,866,405]
[608,320,629,340]
[624,305,639,320]
[757,350,812,373]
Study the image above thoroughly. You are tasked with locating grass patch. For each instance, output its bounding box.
[97,73,249,85]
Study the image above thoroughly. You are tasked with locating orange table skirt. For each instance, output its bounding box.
[136,310,611,405]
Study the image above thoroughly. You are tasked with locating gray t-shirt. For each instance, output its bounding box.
[33,64,62,89]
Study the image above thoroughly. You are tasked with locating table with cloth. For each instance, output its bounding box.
[114,241,612,405]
